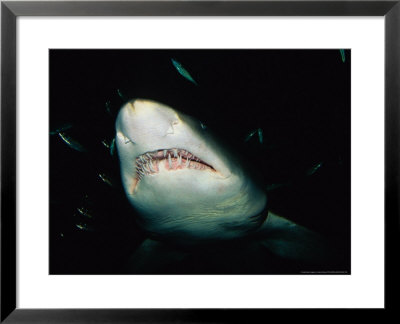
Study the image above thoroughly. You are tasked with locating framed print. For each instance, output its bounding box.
[48,48,351,276]
[1,0,398,322]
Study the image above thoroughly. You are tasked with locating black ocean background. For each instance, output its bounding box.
[50,50,350,274]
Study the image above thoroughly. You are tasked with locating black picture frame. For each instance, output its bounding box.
[1,0,398,322]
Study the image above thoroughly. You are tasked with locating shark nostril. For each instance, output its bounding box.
[165,120,180,136]
[166,125,174,135]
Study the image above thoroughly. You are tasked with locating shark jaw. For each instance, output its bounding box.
[132,148,217,192]
[116,99,267,243]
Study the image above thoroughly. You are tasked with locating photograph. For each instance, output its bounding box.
[49,49,351,275]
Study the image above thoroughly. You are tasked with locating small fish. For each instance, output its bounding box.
[245,129,257,142]
[58,132,86,152]
[109,138,116,156]
[307,162,323,176]
[50,123,73,135]
[245,128,263,144]
[98,173,113,186]
[117,89,127,101]
[77,207,94,219]
[75,223,94,232]
[258,128,263,144]
[102,139,110,149]
[102,138,116,156]
[105,100,112,115]
[339,49,345,63]
[171,58,198,85]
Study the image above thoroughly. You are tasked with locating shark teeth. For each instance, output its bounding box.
[142,164,150,173]
[149,162,156,172]
[134,148,215,180]
[168,154,172,168]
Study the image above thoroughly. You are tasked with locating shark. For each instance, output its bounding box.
[115,99,335,271]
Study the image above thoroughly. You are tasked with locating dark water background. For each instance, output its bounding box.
[50,50,350,274]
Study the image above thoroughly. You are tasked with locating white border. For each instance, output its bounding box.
[17,17,384,308]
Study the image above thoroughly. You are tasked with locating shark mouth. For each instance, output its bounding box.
[134,148,216,181]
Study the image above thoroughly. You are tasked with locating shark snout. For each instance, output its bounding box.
[117,99,182,143]
[126,99,155,115]
[126,99,179,124]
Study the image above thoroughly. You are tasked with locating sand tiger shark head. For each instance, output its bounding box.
[116,99,267,242]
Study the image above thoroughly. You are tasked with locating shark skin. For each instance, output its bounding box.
[116,99,337,271]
